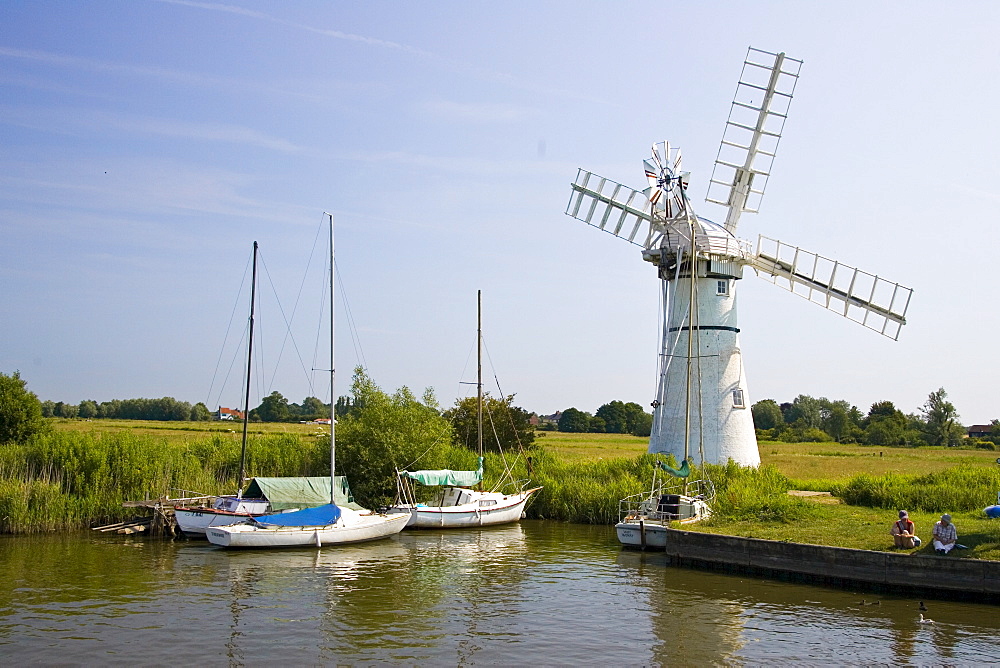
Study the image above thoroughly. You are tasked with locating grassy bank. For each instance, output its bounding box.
[8,422,1000,562]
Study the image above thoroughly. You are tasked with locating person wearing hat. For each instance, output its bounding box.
[891,510,920,548]
[932,513,958,554]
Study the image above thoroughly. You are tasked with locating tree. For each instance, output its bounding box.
[595,401,626,433]
[0,371,49,444]
[300,396,328,421]
[751,399,784,431]
[558,407,591,433]
[920,387,963,447]
[54,401,78,418]
[445,393,536,453]
[633,409,653,437]
[78,400,99,419]
[335,396,355,419]
[595,401,651,435]
[862,400,907,445]
[254,391,290,422]
[784,395,823,430]
[190,402,212,421]
[824,404,851,442]
[336,367,455,506]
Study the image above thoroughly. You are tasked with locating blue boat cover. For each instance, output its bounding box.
[253,503,342,527]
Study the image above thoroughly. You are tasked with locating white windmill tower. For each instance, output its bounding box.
[564,47,912,468]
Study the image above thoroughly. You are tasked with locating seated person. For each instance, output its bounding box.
[891,510,920,548]
[932,513,958,554]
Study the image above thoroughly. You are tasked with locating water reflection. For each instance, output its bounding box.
[2,525,1000,664]
[614,548,1000,664]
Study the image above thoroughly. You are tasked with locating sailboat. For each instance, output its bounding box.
[388,290,541,528]
[616,189,715,549]
[206,214,410,548]
[176,241,275,536]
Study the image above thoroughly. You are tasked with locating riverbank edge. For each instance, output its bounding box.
[653,528,1000,602]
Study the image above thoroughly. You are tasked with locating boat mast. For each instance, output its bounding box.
[678,180,699,483]
[477,289,483,491]
[328,213,336,505]
[237,240,258,497]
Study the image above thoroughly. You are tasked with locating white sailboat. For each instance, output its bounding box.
[207,214,410,548]
[616,183,714,549]
[389,290,541,528]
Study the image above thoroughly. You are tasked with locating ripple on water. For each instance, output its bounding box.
[2,525,1000,664]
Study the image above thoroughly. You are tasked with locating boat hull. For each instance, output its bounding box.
[616,495,711,549]
[616,519,670,549]
[206,509,410,548]
[175,509,253,536]
[390,488,540,529]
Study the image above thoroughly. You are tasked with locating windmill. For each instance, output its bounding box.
[564,47,912,467]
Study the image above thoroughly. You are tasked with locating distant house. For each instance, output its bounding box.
[313,418,332,425]
[215,406,244,421]
[968,424,993,439]
[535,412,561,429]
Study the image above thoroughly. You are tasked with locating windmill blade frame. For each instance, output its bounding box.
[706,47,803,233]
[751,235,913,340]
[566,168,663,248]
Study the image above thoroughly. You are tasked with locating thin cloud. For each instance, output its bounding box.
[0,104,307,154]
[420,99,535,124]
[159,0,434,56]
[0,45,230,88]
[156,1,615,107]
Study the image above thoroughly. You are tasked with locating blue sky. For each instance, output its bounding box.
[2,2,999,424]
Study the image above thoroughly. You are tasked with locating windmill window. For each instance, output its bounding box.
[717,280,729,296]
[732,389,746,408]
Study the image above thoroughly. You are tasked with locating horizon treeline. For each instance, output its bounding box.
[751,387,992,448]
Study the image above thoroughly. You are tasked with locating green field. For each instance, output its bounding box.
[52,418,327,443]
[538,431,1000,481]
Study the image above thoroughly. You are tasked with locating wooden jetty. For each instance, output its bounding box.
[93,495,214,537]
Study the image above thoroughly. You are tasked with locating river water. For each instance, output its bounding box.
[2,521,999,665]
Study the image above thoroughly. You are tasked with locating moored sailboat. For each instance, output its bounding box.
[616,184,715,549]
[207,213,410,548]
[176,241,273,536]
[389,290,541,528]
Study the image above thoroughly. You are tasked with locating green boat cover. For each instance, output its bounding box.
[401,456,484,487]
[659,459,690,478]
[242,476,363,510]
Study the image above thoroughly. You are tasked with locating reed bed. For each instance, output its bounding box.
[9,425,1000,540]
[0,430,328,533]
[831,465,1000,513]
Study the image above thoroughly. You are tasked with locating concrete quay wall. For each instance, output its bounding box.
[660,528,1000,600]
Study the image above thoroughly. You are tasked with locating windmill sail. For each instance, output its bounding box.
[751,236,912,340]
[706,48,803,233]
[566,168,663,248]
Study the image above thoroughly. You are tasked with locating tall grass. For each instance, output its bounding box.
[0,430,328,533]
[706,460,820,523]
[523,453,817,525]
[524,449,654,524]
[831,465,1000,512]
